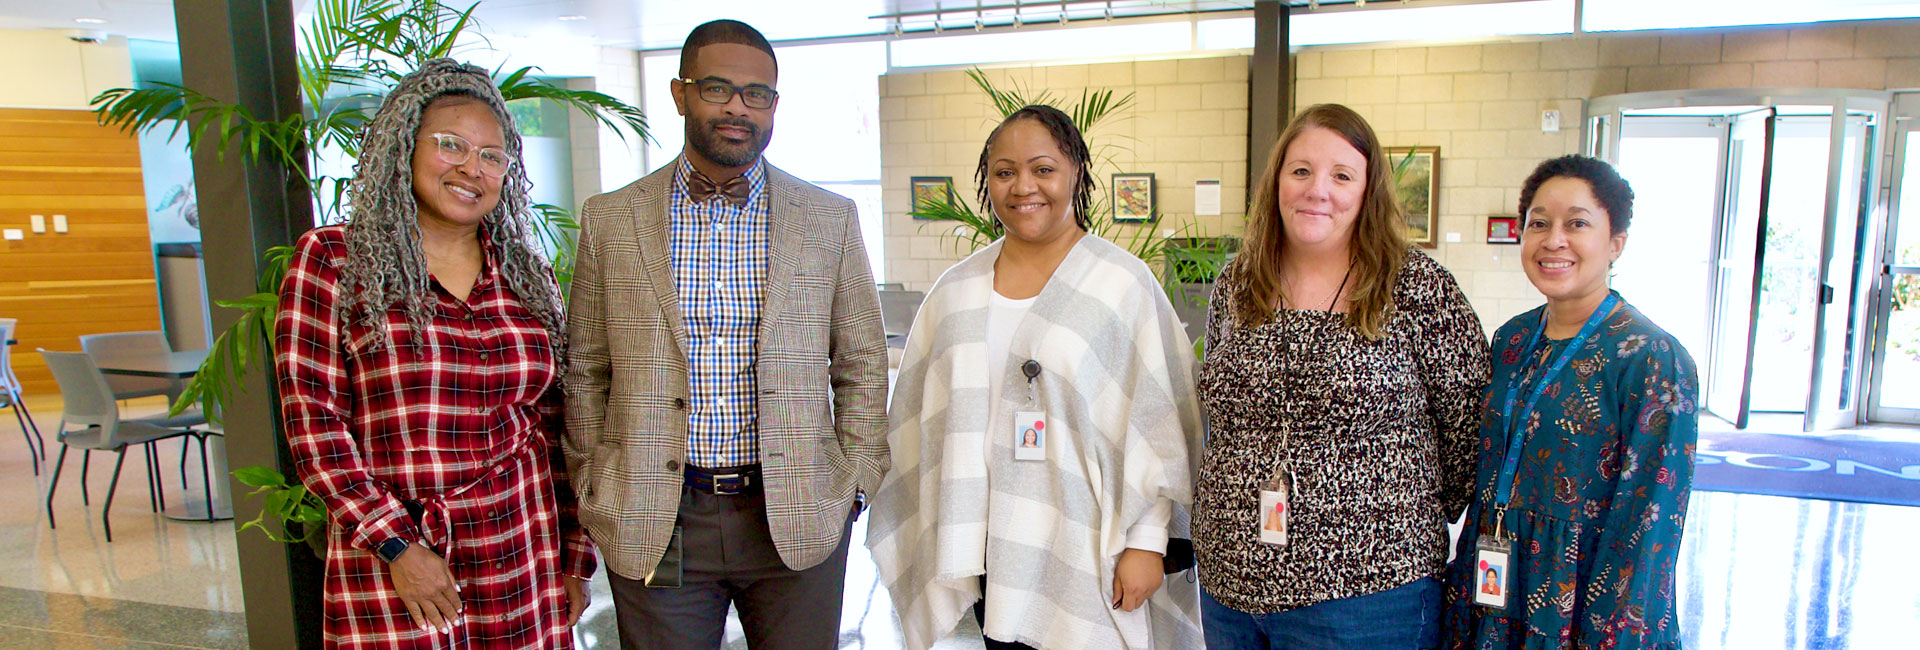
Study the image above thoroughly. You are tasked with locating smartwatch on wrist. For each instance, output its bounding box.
[375,537,411,563]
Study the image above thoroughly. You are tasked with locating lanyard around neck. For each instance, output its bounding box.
[1492,293,1620,512]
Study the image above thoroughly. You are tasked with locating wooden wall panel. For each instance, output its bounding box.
[0,108,162,395]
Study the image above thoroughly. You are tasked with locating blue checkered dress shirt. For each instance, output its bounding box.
[669,157,769,468]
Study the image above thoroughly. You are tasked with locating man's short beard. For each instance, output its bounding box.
[687,117,771,168]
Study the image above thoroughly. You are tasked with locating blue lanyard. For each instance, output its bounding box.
[1492,293,1618,512]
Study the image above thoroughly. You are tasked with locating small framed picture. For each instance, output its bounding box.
[1386,146,1440,248]
[909,176,954,219]
[1111,173,1156,222]
[1487,215,1520,244]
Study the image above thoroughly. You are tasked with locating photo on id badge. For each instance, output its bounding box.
[1014,411,1046,461]
[1474,547,1509,607]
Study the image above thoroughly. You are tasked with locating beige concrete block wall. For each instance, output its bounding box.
[1294,19,1920,332]
[879,56,1252,290]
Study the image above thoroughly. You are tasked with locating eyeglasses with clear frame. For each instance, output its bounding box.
[676,77,778,109]
[422,132,514,177]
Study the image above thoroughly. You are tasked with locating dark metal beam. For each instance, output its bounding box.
[173,0,319,646]
[1249,0,1291,195]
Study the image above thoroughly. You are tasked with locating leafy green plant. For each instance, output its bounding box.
[1890,244,1920,362]
[1893,244,1919,311]
[89,0,649,547]
[234,465,330,558]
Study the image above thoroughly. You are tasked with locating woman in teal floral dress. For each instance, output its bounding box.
[1443,155,1698,650]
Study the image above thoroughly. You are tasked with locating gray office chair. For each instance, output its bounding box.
[78,332,185,403]
[39,350,206,541]
[0,319,44,474]
[78,332,198,487]
[878,289,925,349]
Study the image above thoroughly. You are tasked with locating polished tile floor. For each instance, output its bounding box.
[0,394,1913,649]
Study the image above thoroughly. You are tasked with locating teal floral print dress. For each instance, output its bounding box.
[1443,293,1698,650]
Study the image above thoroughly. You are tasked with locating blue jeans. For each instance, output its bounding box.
[1201,577,1441,650]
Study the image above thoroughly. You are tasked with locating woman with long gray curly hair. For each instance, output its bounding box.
[273,58,596,648]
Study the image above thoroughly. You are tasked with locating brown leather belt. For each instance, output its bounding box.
[684,463,762,495]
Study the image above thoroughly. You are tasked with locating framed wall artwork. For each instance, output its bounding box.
[909,176,954,218]
[1487,215,1520,244]
[1386,146,1439,248]
[1112,172,1156,222]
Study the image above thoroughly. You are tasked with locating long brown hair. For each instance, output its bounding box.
[1233,103,1408,339]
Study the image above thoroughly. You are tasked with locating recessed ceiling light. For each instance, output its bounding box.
[74,17,107,25]
[557,15,587,21]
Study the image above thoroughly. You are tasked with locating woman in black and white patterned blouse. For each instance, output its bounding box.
[1195,103,1491,649]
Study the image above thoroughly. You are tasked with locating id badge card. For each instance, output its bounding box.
[1256,469,1292,546]
[1013,410,1047,461]
[644,525,684,588]
[1473,537,1511,609]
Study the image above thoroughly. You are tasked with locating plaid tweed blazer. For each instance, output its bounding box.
[563,157,890,580]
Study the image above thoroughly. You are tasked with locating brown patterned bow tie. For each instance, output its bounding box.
[687,169,752,207]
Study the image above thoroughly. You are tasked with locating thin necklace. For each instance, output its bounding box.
[1322,261,1354,312]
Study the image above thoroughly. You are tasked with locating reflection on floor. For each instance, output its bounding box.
[0,394,1912,649]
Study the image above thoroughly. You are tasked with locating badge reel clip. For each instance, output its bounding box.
[1013,360,1047,461]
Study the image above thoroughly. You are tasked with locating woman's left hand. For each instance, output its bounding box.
[1110,548,1165,612]
[563,575,590,627]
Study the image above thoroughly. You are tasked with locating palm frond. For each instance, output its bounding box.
[531,203,582,295]
[911,194,1002,254]
[300,0,396,108]
[168,245,295,423]
[92,84,310,175]
[422,1,480,61]
[498,70,653,145]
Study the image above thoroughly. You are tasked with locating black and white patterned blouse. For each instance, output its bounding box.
[1195,249,1490,613]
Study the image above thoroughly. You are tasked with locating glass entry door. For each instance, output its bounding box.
[1869,92,1920,423]
[1803,111,1876,430]
[1589,90,1890,432]
[1706,109,1774,428]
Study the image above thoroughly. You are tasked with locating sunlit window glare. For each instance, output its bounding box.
[1286,0,1575,47]
[888,21,1195,68]
[1583,0,1920,31]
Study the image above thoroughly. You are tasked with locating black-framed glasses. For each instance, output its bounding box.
[676,77,778,109]
[423,132,514,177]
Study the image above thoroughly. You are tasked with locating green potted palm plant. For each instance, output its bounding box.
[89,0,650,552]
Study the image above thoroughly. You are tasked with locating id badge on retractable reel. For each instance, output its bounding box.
[1256,465,1293,547]
[1013,360,1046,462]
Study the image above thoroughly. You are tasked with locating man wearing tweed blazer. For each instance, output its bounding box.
[563,19,888,649]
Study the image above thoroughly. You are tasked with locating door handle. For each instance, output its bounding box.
[1820,284,1834,304]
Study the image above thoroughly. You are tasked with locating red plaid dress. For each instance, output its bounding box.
[275,225,596,649]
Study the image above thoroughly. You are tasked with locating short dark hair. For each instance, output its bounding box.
[679,20,777,79]
[1518,155,1635,234]
[974,105,1095,232]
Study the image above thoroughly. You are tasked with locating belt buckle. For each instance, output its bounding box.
[712,472,743,495]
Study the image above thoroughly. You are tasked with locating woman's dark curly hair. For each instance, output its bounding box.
[1518,155,1635,233]
[974,104,1094,232]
